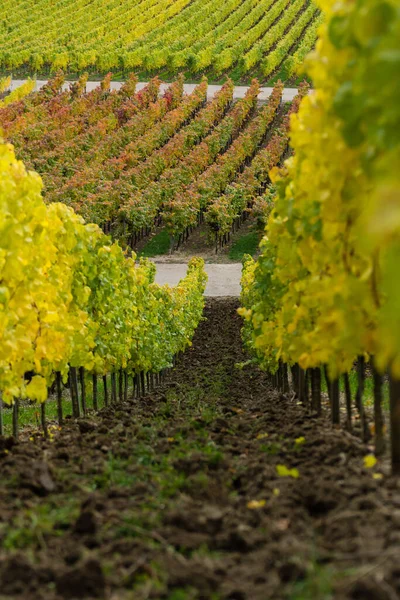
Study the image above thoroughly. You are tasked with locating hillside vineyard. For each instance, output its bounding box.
[0,0,321,80]
[0,74,308,245]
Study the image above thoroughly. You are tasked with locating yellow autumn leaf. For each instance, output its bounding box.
[295,437,305,446]
[372,473,383,480]
[276,464,300,479]
[247,499,266,510]
[256,432,269,440]
[364,455,377,469]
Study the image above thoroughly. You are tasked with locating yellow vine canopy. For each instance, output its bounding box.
[0,141,207,404]
[239,0,400,378]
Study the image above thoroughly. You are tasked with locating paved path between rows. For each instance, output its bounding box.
[11,79,300,102]
[153,262,242,297]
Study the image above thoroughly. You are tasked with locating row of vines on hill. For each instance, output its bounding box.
[0,73,306,250]
[0,0,321,80]
[239,0,400,473]
[0,139,207,436]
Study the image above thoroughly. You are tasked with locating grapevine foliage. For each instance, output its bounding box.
[239,0,400,378]
[0,141,207,404]
[0,0,320,79]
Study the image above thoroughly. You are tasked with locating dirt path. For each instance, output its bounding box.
[0,300,399,600]
[154,263,242,296]
[10,80,301,102]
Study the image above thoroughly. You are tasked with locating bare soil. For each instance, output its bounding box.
[0,299,399,600]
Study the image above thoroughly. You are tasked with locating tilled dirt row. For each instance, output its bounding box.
[0,299,399,600]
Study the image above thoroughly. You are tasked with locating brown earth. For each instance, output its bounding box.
[0,299,399,600]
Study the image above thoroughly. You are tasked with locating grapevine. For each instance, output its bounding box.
[239,0,400,472]
[0,0,321,79]
[0,139,207,405]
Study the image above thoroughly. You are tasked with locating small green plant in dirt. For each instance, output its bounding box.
[183,470,210,492]
[129,561,166,596]
[92,454,138,490]
[167,589,221,600]
[166,589,195,600]
[202,441,224,467]
[157,471,188,499]
[113,511,160,540]
[1,500,79,550]
[165,387,221,422]
[287,563,356,600]
[139,229,170,257]
[260,441,282,455]
[229,231,260,261]
[189,543,222,561]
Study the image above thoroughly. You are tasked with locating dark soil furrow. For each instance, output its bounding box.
[0,299,399,600]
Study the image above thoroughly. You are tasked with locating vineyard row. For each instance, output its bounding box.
[0,73,307,248]
[0,139,207,433]
[239,0,400,474]
[0,0,321,80]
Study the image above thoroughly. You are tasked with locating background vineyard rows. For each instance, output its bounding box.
[0,73,307,250]
[0,0,321,83]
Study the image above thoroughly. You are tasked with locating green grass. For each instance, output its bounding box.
[321,369,389,410]
[0,396,73,436]
[0,372,135,436]
[139,230,171,257]
[287,565,341,600]
[0,499,80,551]
[91,454,139,490]
[229,231,260,261]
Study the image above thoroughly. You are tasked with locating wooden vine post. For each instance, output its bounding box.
[298,368,306,405]
[103,375,109,406]
[372,360,385,456]
[330,379,340,425]
[304,370,310,405]
[41,402,48,438]
[140,371,146,396]
[79,367,87,415]
[69,367,80,418]
[389,376,400,476]
[12,398,19,439]
[291,364,300,398]
[310,368,321,415]
[355,356,369,442]
[0,393,3,436]
[134,374,139,397]
[124,371,128,402]
[92,374,98,411]
[324,365,331,404]
[56,372,63,425]
[282,363,289,394]
[343,373,352,431]
[118,368,123,402]
[111,372,117,403]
